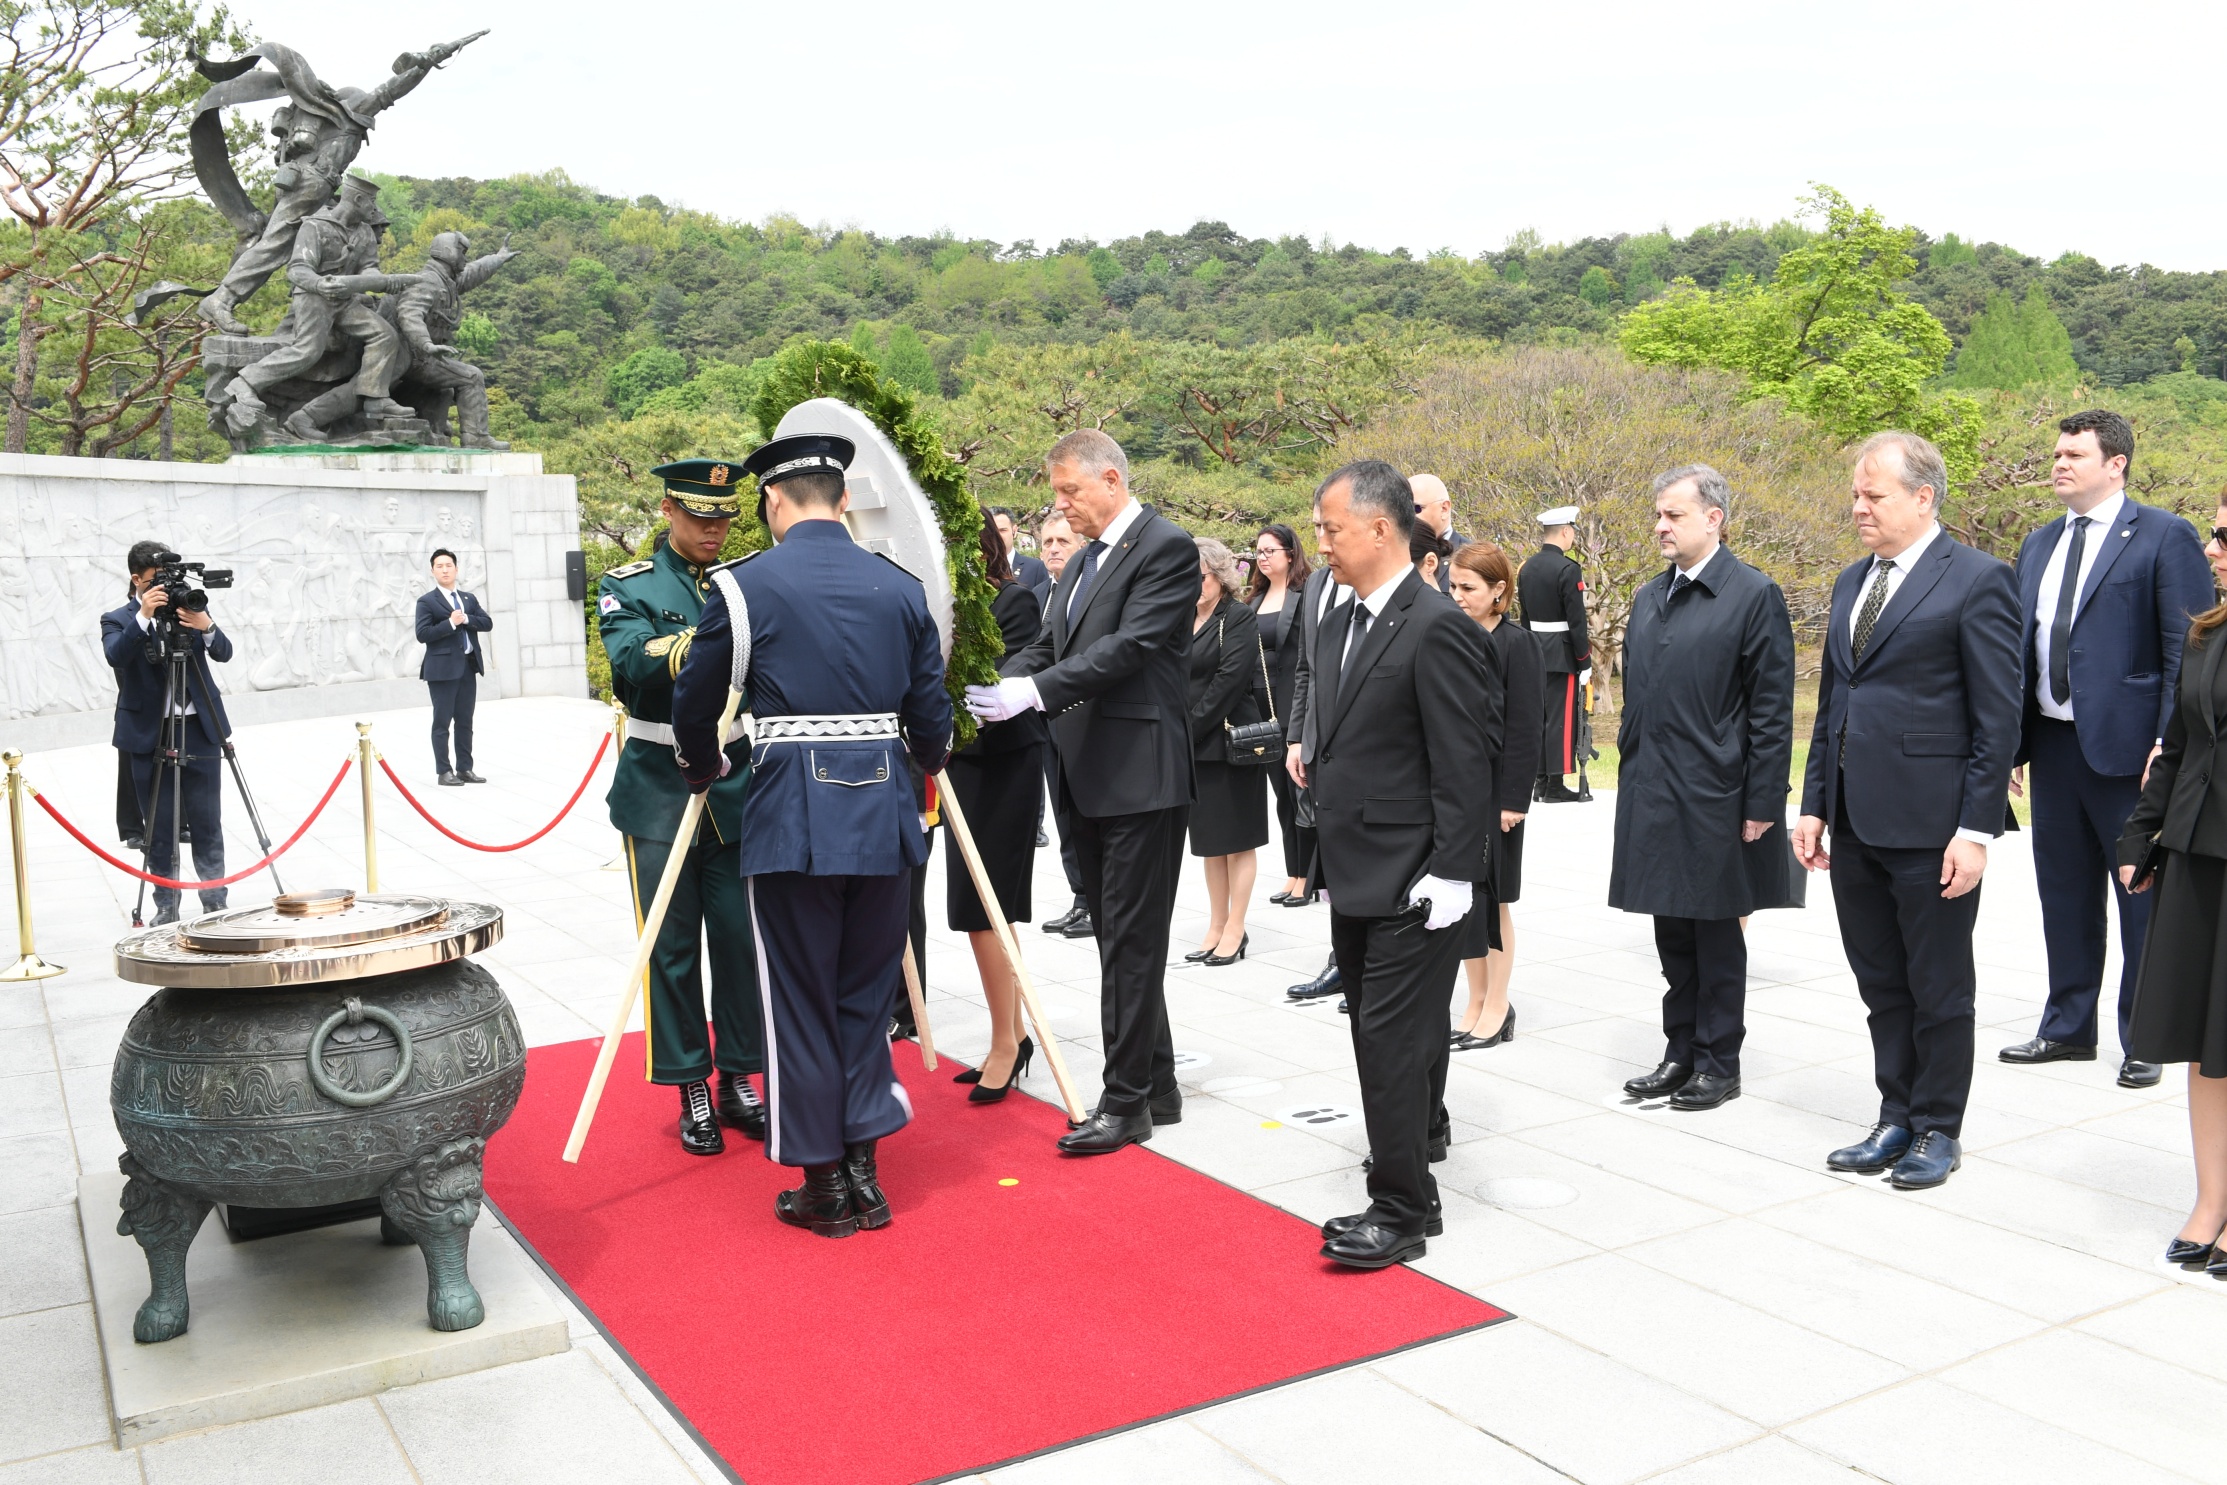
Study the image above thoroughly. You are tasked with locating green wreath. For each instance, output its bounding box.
[748,340,999,747]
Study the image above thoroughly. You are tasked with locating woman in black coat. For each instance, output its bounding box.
[1246,523,1312,904]
[1186,537,1267,965]
[2117,502,2227,1272]
[941,512,1048,1102]
[1447,541,1538,1048]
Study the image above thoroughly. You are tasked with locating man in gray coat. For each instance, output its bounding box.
[1609,464,1798,1110]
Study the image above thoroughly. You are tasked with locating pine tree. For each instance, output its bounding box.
[1950,286,2075,390]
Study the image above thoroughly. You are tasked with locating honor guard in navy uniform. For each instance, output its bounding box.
[1519,504,1593,803]
[598,459,765,1154]
[671,432,953,1239]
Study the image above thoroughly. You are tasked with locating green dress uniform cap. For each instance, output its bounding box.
[650,457,748,518]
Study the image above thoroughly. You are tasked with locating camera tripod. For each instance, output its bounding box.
[131,624,287,928]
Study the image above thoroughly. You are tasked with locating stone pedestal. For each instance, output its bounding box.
[0,449,585,750]
[78,1169,569,1444]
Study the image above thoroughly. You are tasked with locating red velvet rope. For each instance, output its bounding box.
[375,731,611,852]
[31,758,355,890]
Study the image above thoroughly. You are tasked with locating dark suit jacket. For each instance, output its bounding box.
[416,587,493,680]
[1800,532,2023,850]
[1307,570,1497,916]
[1485,619,1544,814]
[1186,597,1263,761]
[961,580,1051,757]
[1010,505,1198,818]
[2121,628,2227,866]
[1015,553,1051,598]
[101,600,233,752]
[1286,567,1349,767]
[2013,498,2214,776]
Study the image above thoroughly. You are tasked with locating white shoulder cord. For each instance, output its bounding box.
[711,567,754,746]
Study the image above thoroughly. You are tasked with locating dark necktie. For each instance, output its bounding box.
[1670,572,1692,599]
[1339,606,1373,697]
[1065,540,1106,621]
[1852,558,1895,662]
[2048,517,2091,706]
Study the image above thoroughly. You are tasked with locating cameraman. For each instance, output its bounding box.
[100,540,233,924]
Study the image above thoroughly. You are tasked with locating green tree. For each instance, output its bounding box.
[1577,265,1617,308]
[1621,184,1981,479]
[1949,286,2077,391]
[606,346,686,418]
[881,324,937,397]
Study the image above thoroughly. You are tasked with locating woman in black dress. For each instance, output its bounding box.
[1447,540,1539,1049]
[1246,524,1312,905]
[943,512,1048,1102]
[2118,499,2227,1270]
[1186,538,1268,965]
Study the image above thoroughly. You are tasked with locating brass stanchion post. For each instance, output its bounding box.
[356,722,380,893]
[0,751,63,980]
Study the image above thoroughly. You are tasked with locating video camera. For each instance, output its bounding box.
[145,551,233,631]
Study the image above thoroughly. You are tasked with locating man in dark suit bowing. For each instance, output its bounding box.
[415,547,494,785]
[1305,459,1495,1267]
[967,428,1200,1155]
[1794,430,2022,1190]
[2000,410,2213,1089]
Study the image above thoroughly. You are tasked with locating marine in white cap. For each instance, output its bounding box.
[1518,505,1592,801]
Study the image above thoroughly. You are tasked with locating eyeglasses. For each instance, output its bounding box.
[2212,527,2227,548]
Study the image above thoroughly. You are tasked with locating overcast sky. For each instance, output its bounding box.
[242,0,2226,270]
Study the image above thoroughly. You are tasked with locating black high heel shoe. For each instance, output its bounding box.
[955,1034,1033,1085]
[2167,1233,2219,1267]
[1202,932,1249,967]
[1183,945,1216,962]
[969,1038,1036,1104]
[1452,1003,1516,1051]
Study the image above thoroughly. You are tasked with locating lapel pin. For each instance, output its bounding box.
[2121,529,2132,538]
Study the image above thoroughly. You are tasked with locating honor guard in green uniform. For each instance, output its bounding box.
[599,457,765,1155]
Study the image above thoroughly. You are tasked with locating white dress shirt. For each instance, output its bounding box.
[1845,522,1992,844]
[1673,543,1721,586]
[1338,567,1406,672]
[1314,570,1353,626]
[1066,499,1144,619]
[440,584,472,655]
[2031,490,2126,723]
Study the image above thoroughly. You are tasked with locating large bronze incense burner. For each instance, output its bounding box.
[109,889,523,1342]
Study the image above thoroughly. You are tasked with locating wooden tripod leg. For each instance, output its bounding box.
[935,771,1086,1122]
[563,689,744,1163]
[902,939,936,1070]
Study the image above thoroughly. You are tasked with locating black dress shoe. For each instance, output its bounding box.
[1041,905,1082,935]
[1060,910,1095,939]
[1321,1220,1426,1268]
[1036,829,1049,848]
[121,834,145,854]
[1999,1037,2096,1064]
[151,907,180,927]
[1888,1131,1962,1189]
[1057,1109,1152,1155]
[842,1140,891,1229]
[438,771,466,786]
[1269,891,1294,906]
[1202,932,1249,966]
[1286,960,1343,1001]
[2167,1235,2219,1267]
[1324,1204,1442,1239]
[1623,1061,1691,1099]
[1827,1122,1912,1173]
[1149,1090,1183,1125]
[2120,1059,2164,1088]
[1669,1072,1740,1110]
[677,1079,724,1156]
[775,1163,856,1237]
[458,770,487,783]
[714,1071,765,1139]
[1336,997,1350,1014]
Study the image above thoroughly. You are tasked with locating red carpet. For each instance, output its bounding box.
[485,1035,1508,1485]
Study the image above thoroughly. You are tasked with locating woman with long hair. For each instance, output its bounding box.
[1446,540,1539,1048]
[2117,493,2227,1271]
[1246,523,1313,905]
[942,510,1048,1101]
[1186,537,1268,964]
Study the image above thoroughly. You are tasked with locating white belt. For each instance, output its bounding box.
[755,712,901,743]
[625,717,751,749]
[1530,621,1571,632]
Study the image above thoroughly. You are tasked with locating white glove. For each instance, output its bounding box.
[964,677,1042,722]
[1579,668,1593,687]
[1407,874,1473,931]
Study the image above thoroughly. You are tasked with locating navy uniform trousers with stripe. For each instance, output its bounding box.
[749,870,913,1167]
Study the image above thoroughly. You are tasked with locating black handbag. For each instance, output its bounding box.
[1223,618,1284,765]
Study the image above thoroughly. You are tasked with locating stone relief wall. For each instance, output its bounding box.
[0,451,584,750]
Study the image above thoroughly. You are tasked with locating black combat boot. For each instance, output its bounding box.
[775,1164,857,1238]
[677,1079,724,1156]
[715,1071,766,1140]
[842,1140,891,1230]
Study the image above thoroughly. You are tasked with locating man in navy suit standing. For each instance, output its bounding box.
[416,548,494,786]
[2000,410,2213,1089]
[1793,432,2022,1189]
[101,541,235,925]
